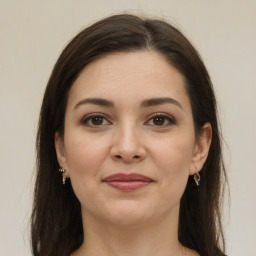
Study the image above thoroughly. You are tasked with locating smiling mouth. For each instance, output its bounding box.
[102,173,154,192]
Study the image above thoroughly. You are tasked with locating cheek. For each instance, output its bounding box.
[64,133,111,209]
[64,132,110,178]
[154,133,194,169]
[152,135,194,192]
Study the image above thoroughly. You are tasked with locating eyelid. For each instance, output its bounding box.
[80,112,112,127]
[145,112,176,126]
[80,112,176,127]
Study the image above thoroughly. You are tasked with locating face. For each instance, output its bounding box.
[55,51,211,227]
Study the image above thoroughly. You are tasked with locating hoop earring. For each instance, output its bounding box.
[59,168,67,185]
[194,171,200,186]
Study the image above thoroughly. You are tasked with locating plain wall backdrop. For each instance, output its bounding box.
[0,1,255,255]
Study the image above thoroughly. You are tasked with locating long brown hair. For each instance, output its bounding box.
[31,14,227,256]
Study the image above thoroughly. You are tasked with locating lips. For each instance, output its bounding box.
[102,173,153,191]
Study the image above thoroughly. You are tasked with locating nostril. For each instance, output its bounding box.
[114,154,140,160]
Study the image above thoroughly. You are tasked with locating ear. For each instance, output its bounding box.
[189,122,212,175]
[55,132,69,177]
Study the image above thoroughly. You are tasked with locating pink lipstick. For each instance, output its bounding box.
[102,173,153,191]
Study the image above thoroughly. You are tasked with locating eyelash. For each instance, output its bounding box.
[146,113,176,127]
[80,113,176,127]
[80,113,111,127]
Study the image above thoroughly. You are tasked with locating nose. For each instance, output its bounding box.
[110,124,146,163]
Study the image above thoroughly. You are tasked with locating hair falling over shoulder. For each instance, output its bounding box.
[31,13,228,256]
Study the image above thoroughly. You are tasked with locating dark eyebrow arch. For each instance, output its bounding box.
[141,97,184,110]
[74,98,114,109]
[74,97,183,110]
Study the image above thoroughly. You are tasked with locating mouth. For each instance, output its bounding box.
[102,173,154,192]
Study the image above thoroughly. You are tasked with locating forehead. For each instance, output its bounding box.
[67,51,190,109]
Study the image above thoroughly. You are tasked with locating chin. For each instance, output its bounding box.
[99,200,156,227]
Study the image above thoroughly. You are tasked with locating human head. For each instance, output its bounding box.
[31,14,226,256]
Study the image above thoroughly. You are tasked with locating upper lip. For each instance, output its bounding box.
[102,173,153,182]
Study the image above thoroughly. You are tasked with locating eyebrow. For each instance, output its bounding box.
[74,97,183,110]
[141,97,184,110]
[74,98,114,109]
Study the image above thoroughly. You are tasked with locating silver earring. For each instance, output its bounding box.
[59,168,66,185]
[194,171,200,186]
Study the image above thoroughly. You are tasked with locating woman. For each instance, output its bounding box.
[31,14,227,256]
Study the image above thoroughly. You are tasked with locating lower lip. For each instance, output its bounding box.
[104,181,152,191]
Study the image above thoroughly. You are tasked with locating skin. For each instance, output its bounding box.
[55,51,212,256]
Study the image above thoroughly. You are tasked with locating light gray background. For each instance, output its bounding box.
[0,1,255,255]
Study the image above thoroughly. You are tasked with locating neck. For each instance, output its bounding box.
[72,204,187,256]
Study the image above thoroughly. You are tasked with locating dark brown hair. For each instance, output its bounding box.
[31,14,227,256]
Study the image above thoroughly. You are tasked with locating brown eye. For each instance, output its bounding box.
[152,116,166,126]
[146,114,176,127]
[91,116,104,125]
[81,114,111,127]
